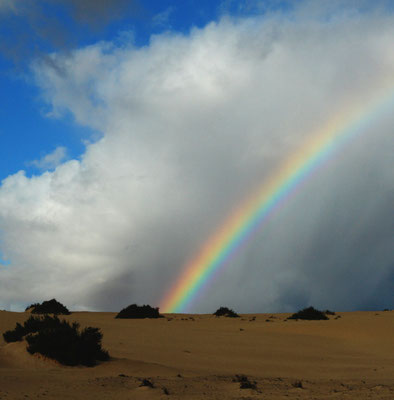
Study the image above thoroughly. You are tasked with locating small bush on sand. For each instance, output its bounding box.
[3,315,109,366]
[292,380,303,388]
[288,306,329,320]
[140,378,154,388]
[28,299,70,315]
[233,374,257,390]
[213,306,239,318]
[115,304,162,319]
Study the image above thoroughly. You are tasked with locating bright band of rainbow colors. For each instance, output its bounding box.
[160,82,394,313]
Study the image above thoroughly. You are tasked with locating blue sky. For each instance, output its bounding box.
[0,0,393,312]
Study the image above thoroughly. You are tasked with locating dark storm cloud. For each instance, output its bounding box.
[0,0,141,64]
[85,269,136,312]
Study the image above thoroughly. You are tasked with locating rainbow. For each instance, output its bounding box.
[160,83,394,313]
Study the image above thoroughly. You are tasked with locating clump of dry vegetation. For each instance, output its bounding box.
[233,374,257,390]
[3,315,109,366]
[115,304,163,319]
[140,378,154,388]
[213,306,239,318]
[25,299,70,315]
[287,306,329,320]
[292,380,303,388]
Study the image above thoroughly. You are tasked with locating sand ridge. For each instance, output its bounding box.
[0,310,393,399]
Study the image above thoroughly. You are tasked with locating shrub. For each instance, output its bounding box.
[115,304,163,319]
[233,374,257,390]
[3,315,52,343]
[29,299,71,315]
[3,315,109,366]
[140,378,154,388]
[292,380,303,388]
[287,306,329,320]
[163,387,170,395]
[213,306,239,318]
[3,322,26,342]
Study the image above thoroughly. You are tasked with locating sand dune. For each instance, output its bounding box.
[0,310,393,399]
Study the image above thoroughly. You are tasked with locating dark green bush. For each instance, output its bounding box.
[3,322,26,342]
[2,315,50,343]
[213,306,239,318]
[288,306,329,320]
[29,299,70,315]
[3,315,109,367]
[115,304,162,319]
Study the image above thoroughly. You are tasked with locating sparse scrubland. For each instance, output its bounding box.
[1,309,394,399]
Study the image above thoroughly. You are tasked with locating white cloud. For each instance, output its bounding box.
[0,3,393,312]
[27,146,68,171]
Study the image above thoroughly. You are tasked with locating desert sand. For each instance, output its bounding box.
[0,310,393,399]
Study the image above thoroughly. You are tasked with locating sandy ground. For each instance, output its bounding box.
[0,310,393,399]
